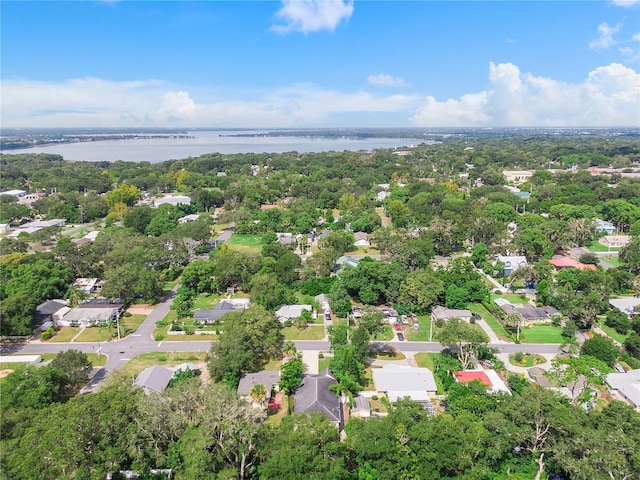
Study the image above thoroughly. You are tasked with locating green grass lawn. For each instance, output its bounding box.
[283,325,325,341]
[490,294,530,305]
[508,353,547,367]
[121,314,147,333]
[468,303,511,339]
[414,352,440,371]
[120,352,207,377]
[587,240,621,253]
[373,324,394,341]
[75,326,113,342]
[368,351,406,361]
[193,293,222,309]
[0,352,107,371]
[518,324,564,343]
[406,316,431,341]
[596,317,629,344]
[318,356,332,372]
[602,256,623,267]
[225,234,264,252]
[48,327,81,342]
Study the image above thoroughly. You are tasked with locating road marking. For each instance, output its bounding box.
[157,342,162,347]
[120,358,130,361]
[131,334,141,337]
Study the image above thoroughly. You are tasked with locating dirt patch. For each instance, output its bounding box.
[0,369,14,378]
[127,305,155,315]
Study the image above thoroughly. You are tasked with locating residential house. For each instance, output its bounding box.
[315,294,332,322]
[178,214,200,224]
[193,299,249,324]
[134,365,175,394]
[502,170,533,185]
[606,369,640,411]
[58,306,119,327]
[0,224,10,234]
[496,255,528,276]
[353,232,370,247]
[275,304,313,325]
[237,370,280,405]
[73,278,103,295]
[0,189,26,198]
[599,235,630,249]
[260,204,283,211]
[335,255,359,271]
[431,305,472,323]
[294,370,344,428]
[372,364,437,409]
[455,370,511,395]
[154,195,191,207]
[275,232,293,245]
[609,298,640,316]
[494,298,560,325]
[596,218,616,235]
[528,366,553,388]
[350,396,371,419]
[548,257,597,271]
[36,299,70,328]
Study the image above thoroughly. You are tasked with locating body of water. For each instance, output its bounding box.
[1,130,427,163]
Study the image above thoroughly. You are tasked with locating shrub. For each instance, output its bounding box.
[156,320,167,327]
[184,327,195,335]
[284,320,293,327]
[514,351,524,363]
[170,323,183,332]
[318,352,324,359]
[154,333,165,341]
[371,395,378,401]
[41,329,53,340]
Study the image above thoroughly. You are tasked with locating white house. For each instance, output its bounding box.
[431,305,472,323]
[154,195,191,207]
[496,255,528,276]
[275,304,313,324]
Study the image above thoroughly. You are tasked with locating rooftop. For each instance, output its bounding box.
[372,364,437,393]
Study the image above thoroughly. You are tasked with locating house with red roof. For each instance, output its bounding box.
[548,257,597,271]
[455,369,511,395]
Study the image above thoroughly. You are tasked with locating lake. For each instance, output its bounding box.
[2,130,427,163]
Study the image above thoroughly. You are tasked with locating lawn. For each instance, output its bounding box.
[120,351,207,377]
[468,303,510,339]
[318,356,332,372]
[602,256,623,267]
[518,325,564,344]
[193,293,222,309]
[587,240,621,253]
[368,351,406,361]
[508,353,547,367]
[75,326,112,342]
[48,327,81,342]
[414,352,440,371]
[225,234,264,252]
[490,294,530,305]
[372,324,394,341]
[406,316,431,341]
[596,317,629,344]
[283,325,325,341]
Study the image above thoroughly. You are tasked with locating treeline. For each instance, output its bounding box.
[1,368,639,480]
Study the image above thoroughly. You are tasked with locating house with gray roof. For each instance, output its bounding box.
[36,299,70,324]
[372,364,437,405]
[275,304,312,324]
[609,297,640,316]
[431,305,472,323]
[194,299,248,324]
[494,298,560,325]
[294,371,344,428]
[237,370,280,396]
[496,255,528,276]
[134,365,174,394]
[606,369,640,411]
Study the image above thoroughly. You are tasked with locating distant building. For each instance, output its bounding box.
[353,231,370,247]
[335,255,359,271]
[496,255,528,276]
[178,214,200,224]
[596,218,616,235]
[606,369,640,411]
[494,298,560,325]
[549,257,597,271]
[456,369,511,395]
[431,305,472,323]
[609,297,640,316]
[599,235,630,249]
[502,170,533,185]
[0,189,26,198]
[154,195,191,207]
[275,304,312,324]
[294,371,344,428]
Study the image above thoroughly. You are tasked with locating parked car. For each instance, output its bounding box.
[397,333,405,341]
[394,323,402,331]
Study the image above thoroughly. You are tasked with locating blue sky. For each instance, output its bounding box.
[2,0,639,128]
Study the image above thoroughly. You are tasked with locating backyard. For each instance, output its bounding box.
[468,303,510,339]
[490,294,530,305]
[595,317,629,344]
[225,234,265,253]
[283,325,325,341]
[516,324,565,344]
[120,351,207,377]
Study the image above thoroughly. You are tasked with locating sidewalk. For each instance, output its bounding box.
[497,352,556,375]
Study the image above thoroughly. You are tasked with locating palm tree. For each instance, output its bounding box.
[282,340,297,359]
[249,383,268,407]
[506,311,525,341]
[65,285,86,308]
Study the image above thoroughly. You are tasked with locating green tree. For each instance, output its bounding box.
[105,183,141,208]
[181,259,217,294]
[580,333,620,367]
[207,305,283,384]
[279,355,304,395]
[545,355,610,405]
[50,349,92,389]
[437,318,489,370]
[397,269,445,313]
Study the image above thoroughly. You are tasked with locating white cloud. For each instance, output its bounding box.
[411,62,640,127]
[589,22,622,50]
[610,0,640,7]
[367,73,408,87]
[2,63,638,128]
[270,0,354,34]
